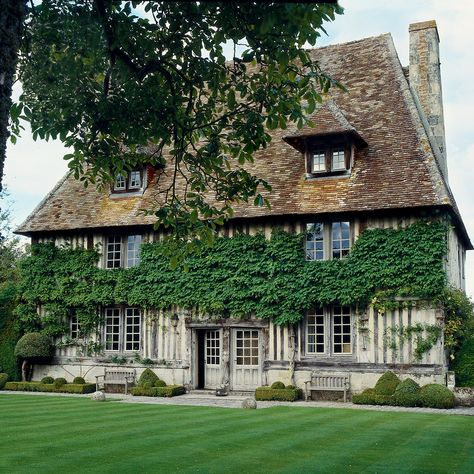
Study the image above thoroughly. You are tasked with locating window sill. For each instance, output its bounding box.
[305,170,351,180]
[109,189,145,199]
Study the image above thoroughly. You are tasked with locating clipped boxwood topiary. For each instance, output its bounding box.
[73,377,86,385]
[40,376,54,384]
[271,381,285,389]
[392,378,421,407]
[286,385,296,390]
[138,368,159,387]
[14,333,53,362]
[352,388,377,405]
[53,377,67,389]
[420,384,455,409]
[154,379,167,387]
[374,371,400,396]
[0,373,9,389]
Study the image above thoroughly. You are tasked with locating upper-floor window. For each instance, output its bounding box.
[113,169,143,193]
[106,235,142,268]
[104,307,142,352]
[307,144,351,177]
[70,312,81,339]
[305,222,351,261]
[306,306,353,356]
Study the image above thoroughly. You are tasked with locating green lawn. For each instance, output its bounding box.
[1,395,473,473]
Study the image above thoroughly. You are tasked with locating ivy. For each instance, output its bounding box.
[14,220,450,341]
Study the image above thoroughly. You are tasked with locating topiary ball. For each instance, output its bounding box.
[271,381,285,389]
[138,368,159,387]
[53,377,67,389]
[420,384,455,409]
[41,376,54,384]
[374,371,400,396]
[154,380,167,387]
[14,333,53,363]
[286,385,296,390]
[73,377,86,385]
[392,378,421,407]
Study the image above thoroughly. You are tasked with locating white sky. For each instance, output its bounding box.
[3,0,474,297]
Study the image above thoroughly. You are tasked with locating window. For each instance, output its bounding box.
[305,221,351,261]
[104,307,142,352]
[105,235,142,268]
[70,314,81,339]
[305,306,352,356]
[307,144,350,176]
[306,223,324,261]
[113,169,143,192]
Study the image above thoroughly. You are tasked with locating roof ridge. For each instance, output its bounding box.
[310,32,391,52]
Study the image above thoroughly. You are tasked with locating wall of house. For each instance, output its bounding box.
[446,226,466,290]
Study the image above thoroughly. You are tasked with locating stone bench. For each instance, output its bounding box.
[304,372,351,402]
[96,368,136,395]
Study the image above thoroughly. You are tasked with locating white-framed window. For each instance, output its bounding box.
[105,235,142,268]
[305,221,351,261]
[332,149,346,170]
[306,223,324,261]
[113,169,143,192]
[70,314,81,339]
[104,307,142,352]
[311,152,326,172]
[305,306,353,356]
[331,222,350,259]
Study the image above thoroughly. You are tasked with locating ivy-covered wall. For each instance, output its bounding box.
[16,220,448,336]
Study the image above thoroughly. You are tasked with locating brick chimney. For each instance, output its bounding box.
[409,20,447,178]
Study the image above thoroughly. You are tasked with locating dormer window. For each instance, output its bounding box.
[331,149,346,171]
[311,152,326,173]
[307,143,351,177]
[113,169,143,193]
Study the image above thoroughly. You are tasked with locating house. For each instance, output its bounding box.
[15,21,471,394]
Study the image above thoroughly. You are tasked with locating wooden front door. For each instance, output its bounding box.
[232,329,261,390]
[204,329,221,389]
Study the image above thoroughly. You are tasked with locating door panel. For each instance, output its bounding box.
[232,329,261,390]
[204,330,221,389]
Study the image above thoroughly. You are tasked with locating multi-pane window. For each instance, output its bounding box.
[332,149,346,170]
[332,306,352,354]
[70,315,81,339]
[113,169,143,192]
[106,236,122,268]
[306,309,325,354]
[105,307,142,352]
[312,152,326,172]
[206,330,220,365]
[236,330,259,366]
[305,307,352,356]
[106,235,142,268]
[306,223,324,261]
[127,235,142,267]
[331,222,350,259]
[306,222,351,261]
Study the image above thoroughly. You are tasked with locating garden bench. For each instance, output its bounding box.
[96,368,136,394]
[304,372,351,403]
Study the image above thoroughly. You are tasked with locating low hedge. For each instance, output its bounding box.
[0,373,9,389]
[130,385,186,397]
[352,389,392,406]
[4,381,96,394]
[255,387,302,402]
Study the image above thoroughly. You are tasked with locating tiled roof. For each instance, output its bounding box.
[16,33,469,245]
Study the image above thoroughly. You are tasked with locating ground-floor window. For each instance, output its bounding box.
[305,306,353,356]
[104,307,142,352]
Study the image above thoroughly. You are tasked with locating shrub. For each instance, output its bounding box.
[130,385,186,397]
[73,377,86,384]
[14,333,53,363]
[4,381,95,394]
[392,379,421,407]
[154,379,167,387]
[0,373,9,389]
[53,377,67,389]
[286,385,296,390]
[451,337,474,387]
[420,384,455,409]
[374,371,400,396]
[270,381,285,389]
[141,381,153,389]
[138,368,159,387]
[255,387,301,402]
[352,388,377,405]
[41,376,54,384]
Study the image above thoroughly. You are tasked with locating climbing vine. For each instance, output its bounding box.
[14,220,450,337]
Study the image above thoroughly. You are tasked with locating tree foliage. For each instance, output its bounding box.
[13,1,343,244]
